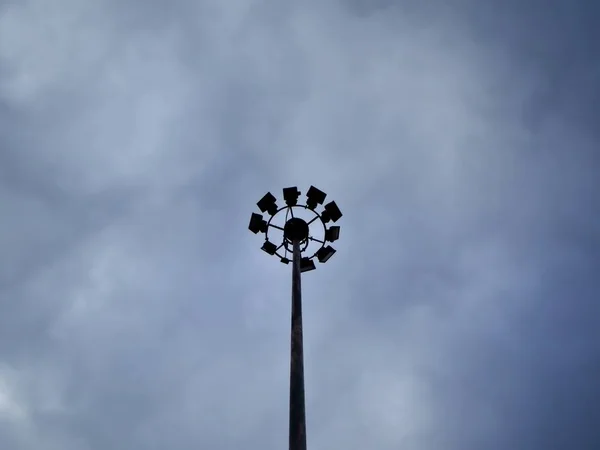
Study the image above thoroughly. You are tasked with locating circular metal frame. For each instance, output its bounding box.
[265,204,327,263]
[248,186,341,264]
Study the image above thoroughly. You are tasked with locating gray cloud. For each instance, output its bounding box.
[1,0,599,449]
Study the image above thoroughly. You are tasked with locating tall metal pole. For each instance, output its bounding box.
[289,240,307,450]
[249,186,342,450]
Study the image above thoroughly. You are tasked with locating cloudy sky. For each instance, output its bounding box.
[1,0,599,449]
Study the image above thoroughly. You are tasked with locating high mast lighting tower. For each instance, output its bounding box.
[248,185,343,450]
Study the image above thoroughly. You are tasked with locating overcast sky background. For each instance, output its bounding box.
[1,0,599,449]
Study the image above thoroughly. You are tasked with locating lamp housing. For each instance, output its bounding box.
[321,201,342,223]
[325,226,340,242]
[257,192,279,215]
[300,257,316,273]
[249,213,268,234]
[316,246,336,263]
[283,186,301,207]
[261,241,277,255]
[305,186,327,210]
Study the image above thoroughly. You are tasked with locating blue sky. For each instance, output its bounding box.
[0,1,599,449]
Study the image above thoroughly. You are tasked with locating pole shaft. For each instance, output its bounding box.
[290,240,307,450]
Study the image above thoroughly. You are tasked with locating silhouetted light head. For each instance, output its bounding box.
[257,192,278,216]
[300,257,316,273]
[284,217,309,243]
[261,240,277,255]
[248,213,268,234]
[321,201,342,223]
[325,226,340,242]
[305,186,327,210]
[283,186,301,207]
[280,257,290,265]
[316,245,336,263]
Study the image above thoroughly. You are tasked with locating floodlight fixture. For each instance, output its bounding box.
[247,185,343,450]
[305,186,327,210]
[261,240,278,255]
[257,192,279,215]
[316,245,336,263]
[325,226,340,242]
[249,213,268,234]
[300,257,316,272]
[321,201,343,223]
[283,186,301,207]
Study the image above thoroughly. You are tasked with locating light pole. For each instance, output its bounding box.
[248,186,343,450]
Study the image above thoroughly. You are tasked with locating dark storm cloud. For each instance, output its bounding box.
[458,0,600,141]
[447,6,600,446]
[0,1,599,449]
